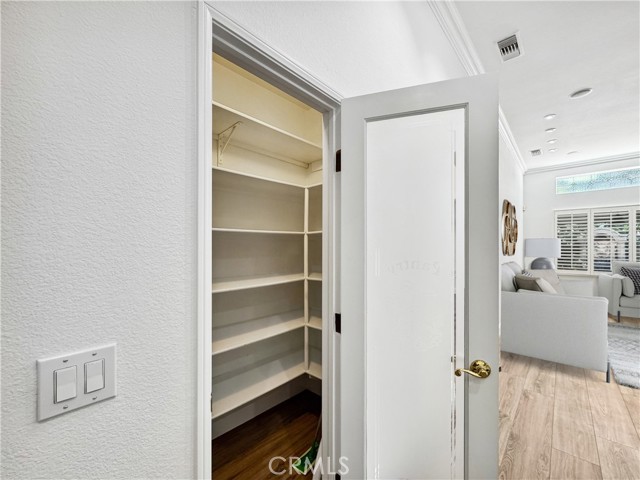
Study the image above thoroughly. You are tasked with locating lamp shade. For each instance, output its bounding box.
[525,238,561,258]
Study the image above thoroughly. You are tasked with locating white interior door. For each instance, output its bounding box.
[340,74,499,479]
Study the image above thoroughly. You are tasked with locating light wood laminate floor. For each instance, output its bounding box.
[499,350,640,480]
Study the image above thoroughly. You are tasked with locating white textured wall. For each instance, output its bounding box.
[499,138,525,267]
[524,157,640,240]
[1,2,197,478]
[214,1,467,97]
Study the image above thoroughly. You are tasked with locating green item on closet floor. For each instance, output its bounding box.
[292,417,321,475]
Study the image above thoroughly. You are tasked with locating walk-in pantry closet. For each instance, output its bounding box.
[210,54,325,478]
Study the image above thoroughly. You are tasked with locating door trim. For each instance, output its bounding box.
[197,4,213,478]
[198,3,343,477]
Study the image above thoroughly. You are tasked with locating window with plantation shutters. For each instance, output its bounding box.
[555,205,640,273]
[592,209,630,271]
[636,209,640,261]
[555,211,589,272]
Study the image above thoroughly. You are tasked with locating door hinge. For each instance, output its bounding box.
[335,313,342,334]
[335,149,342,172]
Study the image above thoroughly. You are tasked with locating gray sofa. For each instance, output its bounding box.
[501,262,609,375]
[597,261,640,321]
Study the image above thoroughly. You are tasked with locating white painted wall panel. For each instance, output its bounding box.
[1,2,197,478]
[365,111,462,479]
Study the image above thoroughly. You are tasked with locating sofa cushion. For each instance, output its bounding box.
[501,262,522,292]
[526,269,565,294]
[620,266,640,295]
[612,260,640,275]
[620,295,640,309]
[621,275,635,297]
[504,262,522,275]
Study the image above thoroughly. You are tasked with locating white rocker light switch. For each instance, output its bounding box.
[54,366,77,403]
[85,359,105,393]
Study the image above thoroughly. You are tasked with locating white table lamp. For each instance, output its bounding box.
[525,238,561,270]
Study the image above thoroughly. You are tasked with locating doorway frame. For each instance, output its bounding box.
[197,3,342,478]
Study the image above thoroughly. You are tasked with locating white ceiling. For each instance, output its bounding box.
[455,1,640,170]
[215,1,467,97]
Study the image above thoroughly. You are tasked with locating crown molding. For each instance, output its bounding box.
[428,1,484,76]
[524,152,640,175]
[499,108,528,173]
[428,0,528,174]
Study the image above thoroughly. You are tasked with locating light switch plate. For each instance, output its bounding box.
[37,344,116,421]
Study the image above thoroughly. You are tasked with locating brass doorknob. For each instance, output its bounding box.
[455,360,491,379]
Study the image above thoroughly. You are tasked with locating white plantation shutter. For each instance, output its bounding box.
[592,209,630,272]
[636,208,640,262]
[555,211,589,272]
[554,206,640,274]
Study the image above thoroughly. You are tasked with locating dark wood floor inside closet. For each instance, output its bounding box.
[212,391,321,479]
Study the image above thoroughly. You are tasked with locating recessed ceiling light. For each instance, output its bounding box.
[570,88,593,99]
[549,148,558,153]
[567,151,579,155]
[547,139,558,144]
[544,113,557,120]
[545,127,557,133]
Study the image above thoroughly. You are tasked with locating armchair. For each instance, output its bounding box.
[598,261,640,321]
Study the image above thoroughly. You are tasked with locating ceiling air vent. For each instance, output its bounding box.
[530,149,542,157]
[498,34,522,62]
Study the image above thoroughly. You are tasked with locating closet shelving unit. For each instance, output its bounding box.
[211,56,324,428]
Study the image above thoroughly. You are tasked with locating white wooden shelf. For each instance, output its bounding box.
[213,310,305,355]
[308,315,322,331]
[212,273,305,294]
[212,353,306,419]
[212,227,304,235]
[307,273,323,282]
[308,362,322,380]
[212,169,305,232]
[213,102,322,165]
[212,166,305,190]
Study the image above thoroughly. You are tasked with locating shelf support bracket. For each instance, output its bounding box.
[216,121,241,166]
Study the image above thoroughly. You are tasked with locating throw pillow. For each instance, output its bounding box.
[620,266,640,295]
[514,274,558,294]
[512,270,532,290]
[514,274,542,292]
[537,278,557,294]
[525,269,564,294]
